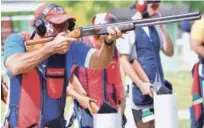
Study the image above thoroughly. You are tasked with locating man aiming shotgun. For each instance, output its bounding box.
[2,3,122,128]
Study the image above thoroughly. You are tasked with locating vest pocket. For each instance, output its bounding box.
[46,78,64,99]
[46,68,65,99]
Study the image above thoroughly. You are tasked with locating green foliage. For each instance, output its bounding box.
[1,11,33,17]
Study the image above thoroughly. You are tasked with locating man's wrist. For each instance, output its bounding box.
[43,42,55,55]
[104,40,114,46]
[136,80,144,88]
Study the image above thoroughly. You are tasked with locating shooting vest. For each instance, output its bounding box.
[4,32,67,128]
[73,37,119,128]
[75,37,119,107]
[132,26,164,105]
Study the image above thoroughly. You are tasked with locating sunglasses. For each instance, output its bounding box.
[52,20,69,30]
[151,3,160,10]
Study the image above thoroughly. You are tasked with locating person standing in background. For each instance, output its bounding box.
[117,0,174,127]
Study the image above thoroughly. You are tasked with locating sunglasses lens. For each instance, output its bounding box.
[151,4,159,10]
[53,21,69,30]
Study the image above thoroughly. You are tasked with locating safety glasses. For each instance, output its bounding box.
[52,20,69,30]
[151,3,160,10]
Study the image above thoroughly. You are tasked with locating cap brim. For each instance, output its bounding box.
[47,14,76,24]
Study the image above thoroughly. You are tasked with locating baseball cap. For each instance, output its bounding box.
[34,3,76,24]
[92,12,117,25]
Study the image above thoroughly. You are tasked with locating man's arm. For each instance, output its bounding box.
[69,73,87,96]
[5,32,76,75]
[120,55,144,86]
[120,55,153,97]
[88,27,122,69]
[88,42,115,68]
[6,44,53,75]
[131,59,150,82]
[67,74,97,110]
[159,25,174,56]
[1,75,8,104]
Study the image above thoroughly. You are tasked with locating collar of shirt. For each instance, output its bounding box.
[131,15,150,37]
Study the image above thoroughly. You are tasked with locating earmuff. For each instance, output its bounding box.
[136,0,147,13]
[34,4,58,37]
[34,4,76,37]
[136,0,161,18]
[136,0,149,18]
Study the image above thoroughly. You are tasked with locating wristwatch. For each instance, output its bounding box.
[104,41,114,46]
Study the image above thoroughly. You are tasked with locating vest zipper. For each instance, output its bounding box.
[149,27,160,82]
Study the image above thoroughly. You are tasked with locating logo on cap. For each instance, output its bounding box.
[54,7,64,13]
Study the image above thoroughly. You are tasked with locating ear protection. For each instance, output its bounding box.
[136,0,147,13]
[34,4,58,37]
[136,0,149,18]
[34,4,75,37]
[136,0,161,18]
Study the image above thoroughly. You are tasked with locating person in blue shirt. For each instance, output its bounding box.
[2,3,122,128]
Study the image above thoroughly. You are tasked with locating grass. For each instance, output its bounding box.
[1,71,194,127]
[165,71,192,109]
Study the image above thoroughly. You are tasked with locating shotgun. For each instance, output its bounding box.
[25,12,201,51]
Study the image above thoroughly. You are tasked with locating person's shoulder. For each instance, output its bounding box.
[191,19,204,33]
[7,33,23,39]
[192,19,204,28]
